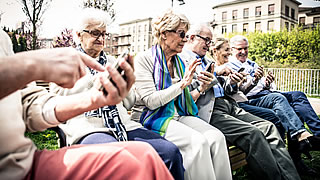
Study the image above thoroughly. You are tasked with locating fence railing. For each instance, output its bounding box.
[265,68,320,96]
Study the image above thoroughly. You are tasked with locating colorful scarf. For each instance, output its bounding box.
[140,45,198,136]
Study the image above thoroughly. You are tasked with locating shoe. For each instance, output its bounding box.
[298,136,320,158]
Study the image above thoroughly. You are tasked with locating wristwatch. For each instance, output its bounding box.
[196,86,205,95]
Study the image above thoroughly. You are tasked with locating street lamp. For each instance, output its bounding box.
[171,0,185,7]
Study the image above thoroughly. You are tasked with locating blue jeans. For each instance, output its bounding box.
[238,102,286,139]
[249,90,320,136]
[241,93,306,138]
[78,128,185,180]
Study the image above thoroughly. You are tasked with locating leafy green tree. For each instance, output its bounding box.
[11,33,20,53]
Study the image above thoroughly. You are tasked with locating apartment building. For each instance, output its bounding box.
[104,33,118,56]
[211,0,301,35]
[116,17,153,54]
[298,1,320,29]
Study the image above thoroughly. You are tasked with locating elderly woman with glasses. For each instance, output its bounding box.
[50,8,185,180]
[131,9,230,180]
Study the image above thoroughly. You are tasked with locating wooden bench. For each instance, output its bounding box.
[228,145,247,171]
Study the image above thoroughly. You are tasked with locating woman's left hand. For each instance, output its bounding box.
[181,59,201,89]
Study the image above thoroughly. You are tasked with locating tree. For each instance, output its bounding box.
[18,35,27,52]
[19,0,52,50]
[11,32,20,53]
[83,0,116,23]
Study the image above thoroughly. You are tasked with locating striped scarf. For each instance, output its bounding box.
[140,45,198,136]
[77,46,127,141]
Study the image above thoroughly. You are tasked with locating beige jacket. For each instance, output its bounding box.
[0,85,57,180]
[50,55,141,145]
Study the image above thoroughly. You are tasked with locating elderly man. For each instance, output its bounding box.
[179,24,300,180]
[50,8,184,179]
[227,35,320,176]
[0,29,173,180]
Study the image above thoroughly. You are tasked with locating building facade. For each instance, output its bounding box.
[211,0,301,36]
[104,33,118,56]
[116,17,153,55]
[298,6,320,29]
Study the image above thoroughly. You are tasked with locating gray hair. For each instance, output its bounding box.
[75,8,111,33]
[230,35,249,47]
[186,23,212,37]
[152,9,190,45]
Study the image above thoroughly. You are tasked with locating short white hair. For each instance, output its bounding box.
[230,35,249,47]
[75,8,111,33]
[186,23,212,37]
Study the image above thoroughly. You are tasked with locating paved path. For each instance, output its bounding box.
[309,98,320,115]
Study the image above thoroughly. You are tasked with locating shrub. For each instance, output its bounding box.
[226,26,320,68]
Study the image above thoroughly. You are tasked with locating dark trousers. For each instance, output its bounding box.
[78,128,185,180]
[210,98,299,180]
[249,90,320,136]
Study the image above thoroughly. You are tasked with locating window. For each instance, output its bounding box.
[243,23,248,32]
[285,6,289,17]
[232,10,238,20]
[291,8,295,20]
[232,24,237,32]
[314,17,320,25]
[299,17,306,25]
[222,11,227,21]
[291,23,295,30]
[145,24,147,32]
[285,22,289,30]
[255,22,261,31]
[268,20,274,30]
[255,6,261,16]
[222,25,227,34]
[243,8,249,18]
[268,4,275,15]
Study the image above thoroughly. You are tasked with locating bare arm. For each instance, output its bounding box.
[0,48,104,100]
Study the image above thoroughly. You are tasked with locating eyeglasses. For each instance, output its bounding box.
[196,35,213,45]
[232,47,248,51]
[167,30,186,39]
[83,30,109,39]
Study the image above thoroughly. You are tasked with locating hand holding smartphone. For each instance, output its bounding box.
[98,49,130,95]
[205,62,215,73]
[237,67,245,73]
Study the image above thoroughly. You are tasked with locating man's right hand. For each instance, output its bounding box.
[22,47,105,88]
[253,66,264,83]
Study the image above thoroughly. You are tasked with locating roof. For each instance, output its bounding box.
[213,0,301,9]
[298,0,320,8]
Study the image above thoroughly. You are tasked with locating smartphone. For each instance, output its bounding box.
[98,49,129,94]
[205,62,215,72]
[238,67,245,73]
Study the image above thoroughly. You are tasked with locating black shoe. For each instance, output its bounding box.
[294,157,318,176]
[298,136,320,159]
[288,137,318,176]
